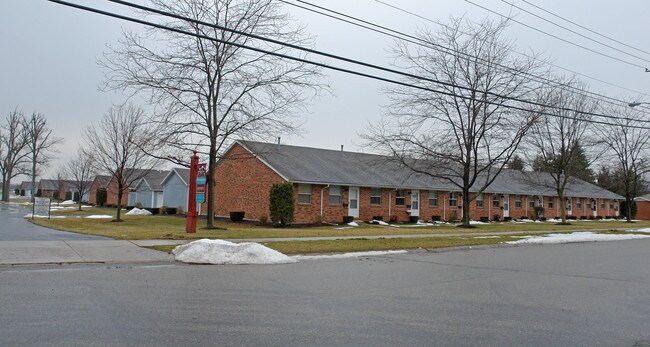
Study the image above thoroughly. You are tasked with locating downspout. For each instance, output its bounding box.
[320,185,330,220]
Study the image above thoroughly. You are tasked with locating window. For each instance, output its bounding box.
[370,188,381,205]
[298,184,311,204]
[449,192,458,207]
[592,199,597,211]
[615,201,619,211]
[515,195,522,208]
[529,196,535,209]
[601,199,605,209]
[548,197,554,209]
[587,199,591,209]
[609,200,614,209]
[537,196,543,207]
[566,198,572,212]
[395,190,406,206]
[577,198,582,209]
[411,191,419,210]
[476,193,483,208]
[429,190,438,207]
[492,194,500,208]
[329,186,341,205]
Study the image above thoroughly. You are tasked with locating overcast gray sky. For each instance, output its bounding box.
[2,0,649,179]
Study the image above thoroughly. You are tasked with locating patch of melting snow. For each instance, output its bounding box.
[505,231,650,244]
[631,228,650,233]
[172,239,296,265]
[23,214,66,219]
[347,222,359,226]
[125,208,152,216]
[85,215,113,219]
[293,250,408,261]
[473,236,501,239]
[335,226,353,230]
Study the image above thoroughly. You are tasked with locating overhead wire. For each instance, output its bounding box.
[520,0,650,57]
[280,0,648,114]
[463,0,648,70]
[372,0,650,104]
[46,0,650,130]
[499,0,650,64]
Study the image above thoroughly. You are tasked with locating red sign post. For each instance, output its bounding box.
[186,152,200,233]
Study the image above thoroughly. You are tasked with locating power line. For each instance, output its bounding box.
[464,0,648,70]
[280,0,648,114]
[46,0,650,130]
[372,0,650,102]
[500,0,650,64]
[521,0,650,57]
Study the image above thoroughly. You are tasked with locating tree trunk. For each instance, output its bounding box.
[626,197,633,223]
[462,189,471,227]
[205,141,218,229]
[115,182,123,222]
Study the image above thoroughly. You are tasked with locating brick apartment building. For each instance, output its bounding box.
[214,140,623,224]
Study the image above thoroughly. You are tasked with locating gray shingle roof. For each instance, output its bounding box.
[93,175,111,189]
[235,140,623,200]
[136,170,171,191]
[161,168,190,186]
[39,179,59,191]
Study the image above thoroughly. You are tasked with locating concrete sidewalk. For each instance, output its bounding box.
[0,240,174,265]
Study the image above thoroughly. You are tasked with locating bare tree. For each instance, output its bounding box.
[99,0,326,228]
[1,108,29,201]
[24,112,63,202]
[365,17,544,227]
[594,104,650,222]
[525,77,598,224]
[61,149,96,211]
[83,104,161,221]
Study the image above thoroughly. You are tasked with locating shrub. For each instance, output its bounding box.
[580,216,588,220]
[621,200,637,219]
[539,217,547,222]
[166,207,177,215]
[567,215,577,220]
[492,215,500,222]
[35,189,42,197]
[372,215,384,221]
[389,215,398,223]
[259,215,268,225]
[596,216,603,220]
[159,205,168,215]
[504,216,512,222]
[480,216,490,223]
[147,208,160,215]
[588,215,594,220]
[431,215,441,222]
[96,189,107,206]
[342,216,354,223]
[409,216,419,223]
[269,182,294,227]
[230,211,245,222]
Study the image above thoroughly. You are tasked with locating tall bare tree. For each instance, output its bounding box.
[525,78,598,224]
[1,108,29,201]
[99,0,326,228]
[83,104,161,221]
[594,104,650,222]
[61,149,96,211]
[365,17,544,227]
[25,112,63,202]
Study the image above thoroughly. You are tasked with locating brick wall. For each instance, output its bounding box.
[105,177,129,206]
[214,144,286,221]
[636,201,650,220]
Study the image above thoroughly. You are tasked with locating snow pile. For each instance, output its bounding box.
[172,239,296,265]
[85,215,113,219]
[59,200,76,205]
[369,219,389,226]
[125,208,152,216]
[347,221,359,226]
[469,220,489,225]
[474,235,501,239]
[293,250,408,261]
[24,214,65,219]
[506,232,650,245]
[631,228,650,233]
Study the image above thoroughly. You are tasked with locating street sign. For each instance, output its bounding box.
[196,193,205,203]
[196,163,207,185]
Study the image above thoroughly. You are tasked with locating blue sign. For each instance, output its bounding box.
[196,175,206,185]
[196,193,205,203]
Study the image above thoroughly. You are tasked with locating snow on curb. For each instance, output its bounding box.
[632,228,650,233]
[292,250,408,261]
[172,239,296,265]
[85,215,113,219]
[125,208,152,216]
[505,231,650,245]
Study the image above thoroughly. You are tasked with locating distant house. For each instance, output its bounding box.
[59,180,92,202]
[19,181,36,197]
[161,167,201,214]
[215,140,623,224]
[634,194,650,220]
[105,169,152,206]
[129,170,170,208]
[88,175,111,205]
[37,179,60,199]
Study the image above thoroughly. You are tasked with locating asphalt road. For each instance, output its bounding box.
[0,203,107,241]
[1,239,649,346]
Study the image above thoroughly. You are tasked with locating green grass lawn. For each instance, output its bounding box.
[30,211,650,240]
